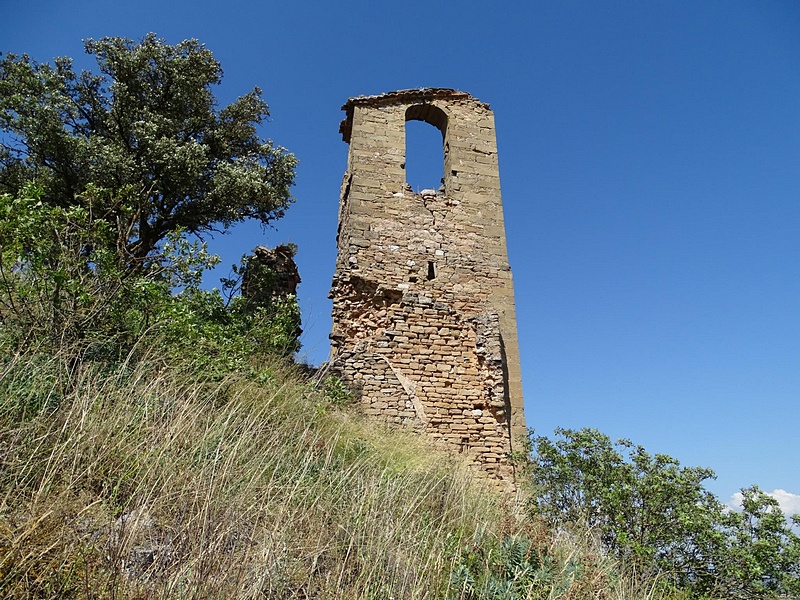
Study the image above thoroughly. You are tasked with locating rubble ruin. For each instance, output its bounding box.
[329,89,526,487]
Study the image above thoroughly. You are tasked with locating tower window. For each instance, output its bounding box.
[405,104,448,193]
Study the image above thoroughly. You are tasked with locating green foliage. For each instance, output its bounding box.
[0,35,301,365]
[449,532,552,599]
[447,524,618,600]
[717,485,800,598]
[0,183,302,369]
[0,34,297,265]
[529,427,800,598]
[0,182,124,349]
[155,288,302,377]
[321,374,354,408]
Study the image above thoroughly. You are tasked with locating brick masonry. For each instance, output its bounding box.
[329,89,527,488]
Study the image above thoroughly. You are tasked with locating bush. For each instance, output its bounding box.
[528,427,800,598]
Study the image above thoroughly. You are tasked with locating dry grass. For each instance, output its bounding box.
[0,348,662,599]
[0,350,499,598]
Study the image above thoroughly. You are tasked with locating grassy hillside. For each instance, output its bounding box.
[0,345,641,599]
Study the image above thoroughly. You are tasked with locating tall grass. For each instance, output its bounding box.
[0,347,661,599]
[0,349,492,598]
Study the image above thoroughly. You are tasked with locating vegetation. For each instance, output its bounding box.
[0,34,300,360]
[529,428,800,598]
[0,34,296,267]
[0,346,637,599]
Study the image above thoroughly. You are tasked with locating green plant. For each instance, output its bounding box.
[0,183,123,350]
[715,485,800,598]
[321,374,354,409]
[528,427,800,598]
[448,531,550,599]
[0,35,301,363]
[0,185,302,369]
[0,34,296,267]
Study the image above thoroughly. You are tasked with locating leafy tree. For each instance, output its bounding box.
[528,428,800,597]
[718,486,800,598]
[0,35,301,361]
[0,33,296,270]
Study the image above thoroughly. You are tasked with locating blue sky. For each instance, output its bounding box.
[3,1,799,514]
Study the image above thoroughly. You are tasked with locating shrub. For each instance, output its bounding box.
[528,427,800,598]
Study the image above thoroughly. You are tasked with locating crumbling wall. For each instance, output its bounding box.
[329,89,526,488]
[242,244,301,302]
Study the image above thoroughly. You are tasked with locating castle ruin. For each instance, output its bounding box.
[329,89,526,487]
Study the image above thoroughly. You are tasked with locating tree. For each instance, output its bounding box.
[0,33,297,270]
[528,428,800,597]
[0,35,300,359]
[719,486,800,598]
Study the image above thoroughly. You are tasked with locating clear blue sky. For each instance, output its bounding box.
[3,1,799,513]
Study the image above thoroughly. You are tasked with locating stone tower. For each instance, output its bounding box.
[329,89,526,486]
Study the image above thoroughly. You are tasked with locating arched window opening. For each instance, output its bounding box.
[405,104,447,193]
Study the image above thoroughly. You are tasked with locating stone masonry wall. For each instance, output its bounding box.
[329,89,526,488]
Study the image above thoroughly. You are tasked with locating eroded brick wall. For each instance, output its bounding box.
[329,89,526,488]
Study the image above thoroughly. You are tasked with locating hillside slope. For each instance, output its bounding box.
[0,348,624,599]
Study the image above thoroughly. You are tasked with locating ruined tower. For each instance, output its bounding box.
[329,89,526,486]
